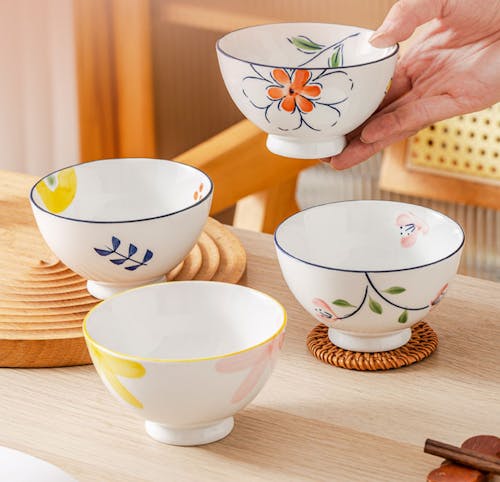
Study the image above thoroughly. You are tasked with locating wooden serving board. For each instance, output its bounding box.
[0,170,246,367]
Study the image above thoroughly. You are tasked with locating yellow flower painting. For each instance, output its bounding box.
[36,167,77,213]
[89,344,145,409]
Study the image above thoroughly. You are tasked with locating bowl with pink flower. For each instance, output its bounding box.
[274,200,464,353]
[83,281,286,446]
[217,23,398,159]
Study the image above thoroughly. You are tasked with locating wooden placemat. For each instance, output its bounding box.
[306,321,438,371]
[0,217,246,368]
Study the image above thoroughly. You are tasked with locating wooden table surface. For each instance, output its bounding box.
[1,173,499,481]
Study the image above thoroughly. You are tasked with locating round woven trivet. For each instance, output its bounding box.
[306,322,438,371]
[0,217,246,367]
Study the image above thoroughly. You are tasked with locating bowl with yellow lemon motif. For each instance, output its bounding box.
[30,158,213,299]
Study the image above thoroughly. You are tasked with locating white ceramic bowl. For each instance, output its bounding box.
[217,23,398,159]
[83,281,286,446]
[274,201,464,352]
[30,158,213,299]
[0,446,76,482]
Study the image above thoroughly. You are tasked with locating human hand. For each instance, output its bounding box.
[323,0,500,170]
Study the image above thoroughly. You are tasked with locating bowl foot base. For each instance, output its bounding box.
[145,417,234,446]
[87,276,166,300]
[266,134,347,159]
[328,327,412,353]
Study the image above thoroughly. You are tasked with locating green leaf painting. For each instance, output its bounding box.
[287,32,358,68]
[332,299,355,308]
[368,297,383,315]
[328,46,343,67]
[398,310,409,324]
[382,286,406,295]
[288,36,324,52]
[46,175,56,187]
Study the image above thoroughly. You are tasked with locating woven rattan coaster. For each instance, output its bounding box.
[0,217,246,367]
[306,321,438,371]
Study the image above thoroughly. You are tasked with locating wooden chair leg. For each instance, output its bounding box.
[233,176,299,234]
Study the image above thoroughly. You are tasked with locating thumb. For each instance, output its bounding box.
[370,0,447,47]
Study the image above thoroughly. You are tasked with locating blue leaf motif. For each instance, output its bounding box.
[125,264,140,271]
[94,248,113,256]
[142,249,153,263]
[94,236,153,271]
[110,258,127,265]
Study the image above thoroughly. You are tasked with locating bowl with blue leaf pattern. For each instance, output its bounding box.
[217,23,398,159]
[30,158,213,299]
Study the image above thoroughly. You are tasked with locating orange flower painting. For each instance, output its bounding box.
[267,69,321,113]
[241,32,358,132]
[193,182,204,201]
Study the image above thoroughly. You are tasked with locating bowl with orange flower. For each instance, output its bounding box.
[217,22,398,159]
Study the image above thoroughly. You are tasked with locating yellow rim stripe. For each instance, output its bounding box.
[83,281,287,364]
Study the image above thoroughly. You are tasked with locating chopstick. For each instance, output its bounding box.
[424,439,500,475]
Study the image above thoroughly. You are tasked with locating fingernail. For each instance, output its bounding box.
[321,159,337,170]
[327,159,340,170]
[360,134,371,144]
[369,31,397,48]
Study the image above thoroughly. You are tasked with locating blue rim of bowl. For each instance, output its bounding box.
[216,22,400,70]
[274,199,465,273]
[29,158,214,224]
[83,281,287,363]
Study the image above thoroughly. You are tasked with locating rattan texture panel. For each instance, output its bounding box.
[407,104,499,184]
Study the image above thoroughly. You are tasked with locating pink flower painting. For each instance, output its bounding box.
[397,212,429,248]
[430,283,449,310]
[312,298,339,322]
[216,332,285,404]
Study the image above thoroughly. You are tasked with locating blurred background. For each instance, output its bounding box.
[0,0,498,281]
